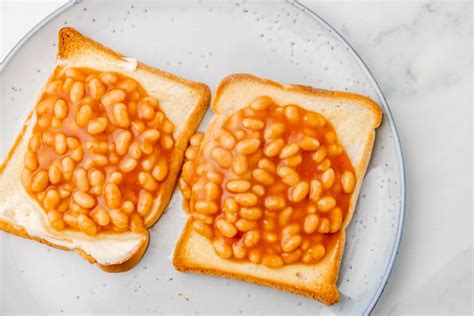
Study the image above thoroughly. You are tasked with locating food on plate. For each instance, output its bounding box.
[173,73,382,304]
[0,27,210,272]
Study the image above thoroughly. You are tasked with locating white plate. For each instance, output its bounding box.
[0,1,405,314]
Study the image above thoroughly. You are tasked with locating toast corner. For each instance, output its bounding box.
[212,73,382,129]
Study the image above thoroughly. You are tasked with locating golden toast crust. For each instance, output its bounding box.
[0,27,210,272]
[173,73,382,304]
[57,27,211,228]
[174,220,344,304]
[212,73,383,127]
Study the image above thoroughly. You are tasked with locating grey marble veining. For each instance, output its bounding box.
[306,1,472,314]
[0,1,406,314]
[0,1,471,314]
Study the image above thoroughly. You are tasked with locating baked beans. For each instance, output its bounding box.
[22,67,175,235]
[179,97,355,267]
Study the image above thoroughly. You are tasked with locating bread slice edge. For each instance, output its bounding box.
[0,27,210,272]
[56,27,212,228]
[173,73,382,304]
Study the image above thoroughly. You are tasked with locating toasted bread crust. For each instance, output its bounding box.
[147,84,209,227]
[0,217,149,272]
[58,27,211,100]
[174,220,344,304]
[57,27,211,227]
[0,27,210,272]
[212,73,382,129]
[93,235,150,273]
[173,73,382,304]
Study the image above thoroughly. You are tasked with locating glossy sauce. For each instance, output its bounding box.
[180,98,355,267]
[23,67,175,234]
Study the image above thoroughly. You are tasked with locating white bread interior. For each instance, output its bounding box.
[0,27,210,271]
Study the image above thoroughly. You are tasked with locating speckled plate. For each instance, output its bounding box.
[0,0,405,314]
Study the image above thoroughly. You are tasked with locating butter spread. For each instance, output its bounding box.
[0,193,145,265]
[120,57,138,71]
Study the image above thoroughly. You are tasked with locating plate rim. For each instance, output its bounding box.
[0,1,406,314]
[291,1,407,314]
[0,0,78,71]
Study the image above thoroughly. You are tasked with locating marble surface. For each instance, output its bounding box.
[0,0,66,62]
[309,2,473,314]
[0,1,472,314]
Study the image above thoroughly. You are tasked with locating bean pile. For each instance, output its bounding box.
[179,97,355,268]
[22,68,175,235]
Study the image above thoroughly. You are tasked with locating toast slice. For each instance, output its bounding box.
[173,74,382,304]
[0,27,210,272]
